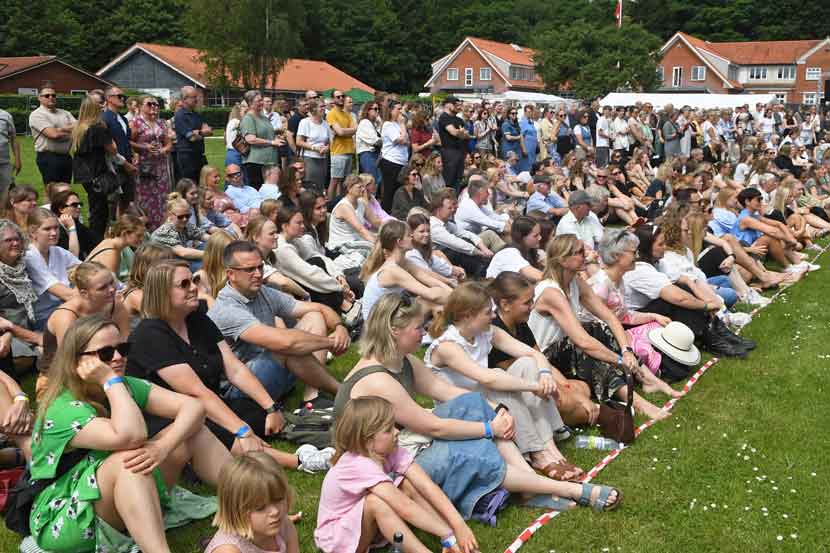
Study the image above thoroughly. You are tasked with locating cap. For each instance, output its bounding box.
[568,190,594,207]
[443,96,460,105]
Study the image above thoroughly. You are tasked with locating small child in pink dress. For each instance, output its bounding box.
[315,396,478,553]
[204,452,299,553]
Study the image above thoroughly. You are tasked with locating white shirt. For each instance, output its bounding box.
[405,248,453,278]
[297,117,331,159]
[657,249,707,283]
[485,247,529,279]
[455,196,508,234]
[258,182,281,201]
[356,118,381,154]
[528,278,581,352]
[612,117,629,150]
[381,121,409,165]
[429,216,481,255]
[24,245,80,323]
[622,262,672,311]
[225,118,240,150]
[425,324,494,392]
[555,210,604,250]
[596,116,611,148]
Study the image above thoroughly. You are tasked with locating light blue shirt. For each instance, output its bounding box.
[225,184,264,214]
[526,191,565,214]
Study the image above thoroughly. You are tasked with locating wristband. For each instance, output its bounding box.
[441,534,458,549]
[617,354,623,365]
[103,376,125,391]
[623,346,635,355]
[235,424,251,438]
[13,393,28,403]
[483,420,493,439]
[67,227,76,233]
[265,402,283,415]
[538,369,551,375]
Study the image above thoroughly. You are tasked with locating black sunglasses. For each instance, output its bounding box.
[227,171,242,178]
[333,94,344,99]
[228,263,265,274]
[66,202,83,208]
[175,213,189,221]
[145,102,159,108]
[80,342,131,362]
[41,93,57,99]
[174,276,198,289]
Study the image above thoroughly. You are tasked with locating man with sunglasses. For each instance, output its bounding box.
[102,87,138,212]
[208,241,347,409]
[29,85,76,184]
[326,90,356,200]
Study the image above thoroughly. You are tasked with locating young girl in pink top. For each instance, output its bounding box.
[315,396,479,553]
[204,452,299,553]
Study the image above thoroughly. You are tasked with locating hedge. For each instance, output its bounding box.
[4,106,231,135]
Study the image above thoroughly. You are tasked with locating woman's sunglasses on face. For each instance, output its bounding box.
[80,342,131,362]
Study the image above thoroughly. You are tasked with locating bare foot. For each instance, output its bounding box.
[638,400,671,422]
[637,365,682,398]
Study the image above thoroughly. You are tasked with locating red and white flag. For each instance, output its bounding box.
[615,0,623,28]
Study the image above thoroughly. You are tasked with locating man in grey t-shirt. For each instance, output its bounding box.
[0,109,21,194]
[208,241,349,405]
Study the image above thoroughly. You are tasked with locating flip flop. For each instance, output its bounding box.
[522,494,577,511]
[535,459,584,482]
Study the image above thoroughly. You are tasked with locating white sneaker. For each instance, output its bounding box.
[743,289,771,306]
[784,264,807,274]
[722,311,752,329]
[806,243,823,252]
[296,444,335,473]
[805,263,821,272]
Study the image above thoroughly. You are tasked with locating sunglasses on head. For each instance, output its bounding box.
[80,342,131,362]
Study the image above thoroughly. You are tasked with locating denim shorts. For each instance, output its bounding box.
[224,350,296,402]
[330,154,353,178]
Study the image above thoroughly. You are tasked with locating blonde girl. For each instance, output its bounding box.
[86,214,146,281]
[244,215,308,299]
[149,193,209,260]
[205,452,299,553]
[316,397,476,553]
[194,230,236,306]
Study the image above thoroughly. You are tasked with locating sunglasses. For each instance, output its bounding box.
[110,94,127,101]
[66,202,83,208]
[174,275,199,289]
[226,171,242,178]
[145,102,159,108]
[175,214,189,221]
[80,342,131,362]
[333,94,344,99]
[229,263,264,274]
[368,106,378,111]
[41,93,57,98]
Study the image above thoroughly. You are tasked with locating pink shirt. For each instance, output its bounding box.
[204,530,286,553]
[315,447,414,553]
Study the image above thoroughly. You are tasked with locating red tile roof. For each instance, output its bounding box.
[0,56,55,79]
[126,44,374,93]
[467,37,536,67]
[676,32,821,65]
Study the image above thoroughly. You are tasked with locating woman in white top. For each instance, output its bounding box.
[24,208,81,330]
[379,100,410,211]
[355,101,383,187]
[359,220,451,322]
[405,213,464,287]
[758,109,775,142]
[296,100,331,193]
[425,282,583,481]
[486,216,543,282]
[529,234,668,421]
[244,216,308,299]
[327,176,378,273]
[224,102,248,185]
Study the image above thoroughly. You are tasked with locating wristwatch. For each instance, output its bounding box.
[265,401,284,415]
[623,346,635,355]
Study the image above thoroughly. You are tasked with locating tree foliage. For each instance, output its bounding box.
[533,22,662,99]
[186,0,305,91]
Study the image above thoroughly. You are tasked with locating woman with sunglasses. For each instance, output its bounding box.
[356,102,384,188]
[130,94,172,230]
[30,314,229,553]
[127,261,329,472]
[150,194,209,268]
[390,163,427,220]
[50,188,96,259]
[35,261,130,398]
[500,108,522,162]
[529,234,670,421]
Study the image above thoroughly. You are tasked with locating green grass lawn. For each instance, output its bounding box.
[6,135,830,552]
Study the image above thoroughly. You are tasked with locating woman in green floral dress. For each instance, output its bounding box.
[29,314,231,553]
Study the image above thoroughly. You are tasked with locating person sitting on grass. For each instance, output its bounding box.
[426,282,584,482]
[317,396,477,553]
[150,194,209,266]
[128,260,333,473]
[405,212,465,287]
[30,314,231,553]
[336,293,623,518]
[119,242,175,327]
[204,452,299,553]
[85,214,146,283]
[486,215,545,282]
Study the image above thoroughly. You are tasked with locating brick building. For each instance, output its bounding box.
[657,32,830,106]
[0,56,112,95]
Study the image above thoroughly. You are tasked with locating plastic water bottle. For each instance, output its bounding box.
[574,435,622,450]
[390,532,404,552]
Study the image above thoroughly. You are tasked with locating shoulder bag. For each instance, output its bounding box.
[597,367,635,444]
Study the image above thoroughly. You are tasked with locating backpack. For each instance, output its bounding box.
[276,407,335,449]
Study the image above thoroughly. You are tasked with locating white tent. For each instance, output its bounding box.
[600,92,777,110]
[450,91,575,106]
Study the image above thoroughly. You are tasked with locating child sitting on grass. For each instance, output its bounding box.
[315,396,479,553]
[204,452,299,553]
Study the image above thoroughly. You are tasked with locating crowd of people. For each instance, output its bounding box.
[0,82,826,553]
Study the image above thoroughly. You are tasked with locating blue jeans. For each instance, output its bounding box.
[707,275,738,308]
[224,350,296,401]
[359,150,382,188]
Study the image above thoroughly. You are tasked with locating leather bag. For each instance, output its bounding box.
[597,367,635,443]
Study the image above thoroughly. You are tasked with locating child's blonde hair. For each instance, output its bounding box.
[213,452,294,540]
[333,396,396,465]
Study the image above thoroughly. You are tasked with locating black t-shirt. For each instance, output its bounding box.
[127,300,225,392]
[72,123,112,183]
[58,219,98,259]
[438,112,466,151]
[287,112,303,137]
[488,314,538,367]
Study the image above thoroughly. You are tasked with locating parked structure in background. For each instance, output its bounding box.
[0,56,112,96]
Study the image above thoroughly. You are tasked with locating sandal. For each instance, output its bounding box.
[522,494,577,511]
[577,483,623,512]
[536,459,584,482]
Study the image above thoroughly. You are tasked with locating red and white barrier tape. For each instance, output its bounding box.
[503,244,829,553]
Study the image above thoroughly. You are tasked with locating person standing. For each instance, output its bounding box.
[379,100,409,210]
[326,91,357,201]
[518,104,538,173]
[102,87,138,215]
[28,85,75,184]
[175,86,212,181]
[0,107,21,194]
[437,97,469,192]
[595,106,612,168]
[240,90,281,191]
[130,95,172,230]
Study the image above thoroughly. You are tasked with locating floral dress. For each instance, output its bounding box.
[131,116,171,230]
[29,378,164,552]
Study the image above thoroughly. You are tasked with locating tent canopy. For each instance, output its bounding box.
[600,92,777,110]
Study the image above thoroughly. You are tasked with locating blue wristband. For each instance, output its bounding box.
[483,421,493,439]
[102,376,125,391]
[441,534,457,549]
[617,354,623,366]
[235,424,251,438]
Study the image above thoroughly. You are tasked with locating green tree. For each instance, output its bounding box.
[533,22,662,99]
[186,0,305,91]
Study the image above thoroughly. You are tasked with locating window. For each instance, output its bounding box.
[806,67,822,81]
[671,66,682,88]
[479,67,492,81]
[774,93,787,104]
[17,88,38,96]
[748,66,767,80]
[777,65,796,80]
[447,68,459,81]
[509,67,536,81]
[728,64,738,81]
[656,65,664,83]
[691,66,706,81]
[464,67,473,87]
[803,93,818,106]
[70,89,88,95]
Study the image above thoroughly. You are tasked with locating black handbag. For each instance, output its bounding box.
[90,169,120,195]
[2,448,88,536]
